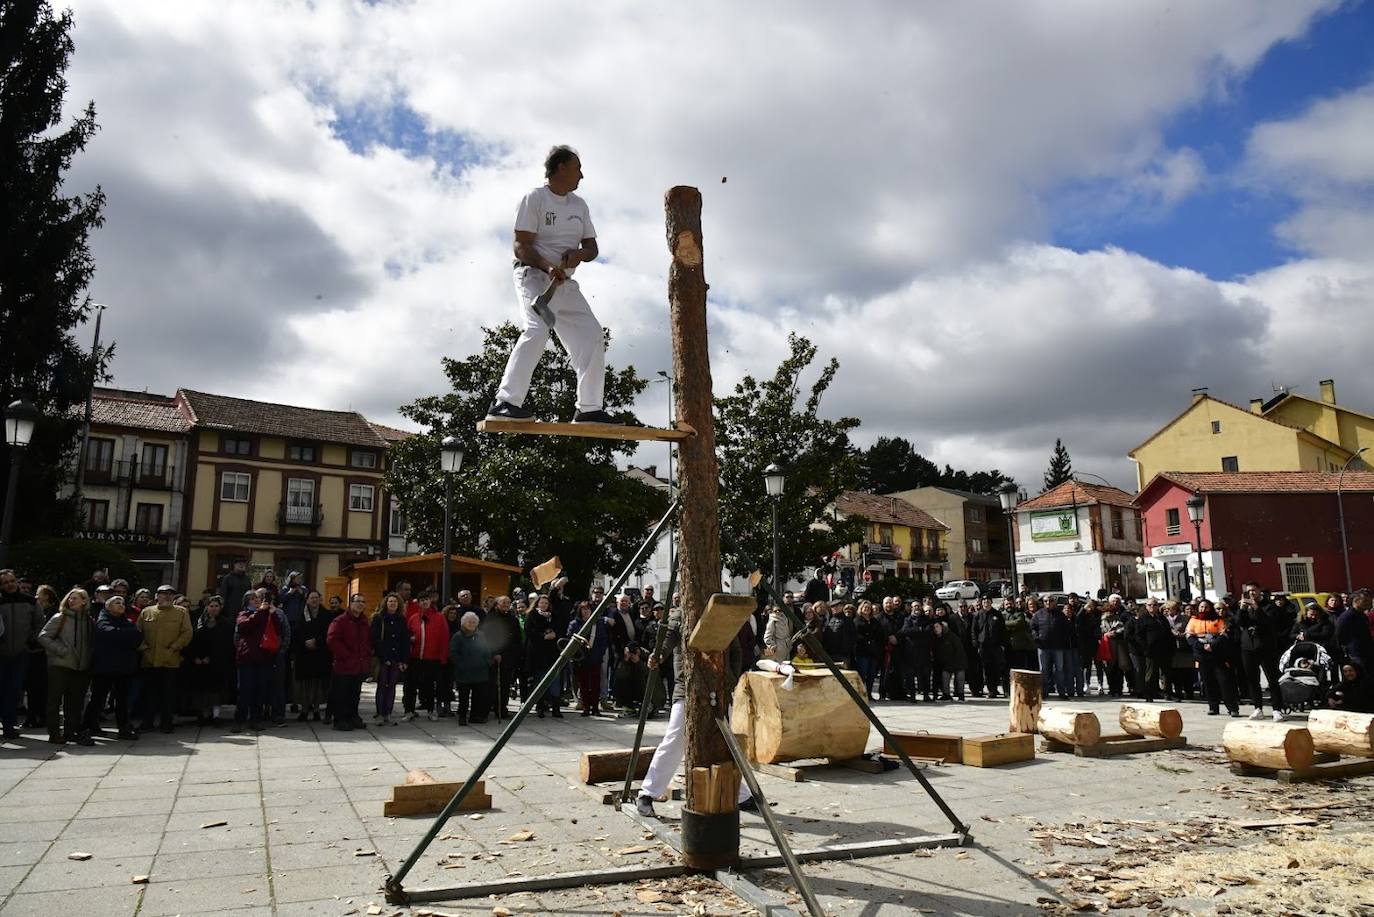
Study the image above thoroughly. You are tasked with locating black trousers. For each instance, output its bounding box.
[1240,648,1283,710]
[965,647,985,695]
[457,683,487,721]
[85,673,131,732]
[1198,655,1240,714]
[412,659,442,713]
[330,674,364,723]
[490,660,517,717]
[140,668,177,730]
[980,648,1008,695]
[47,667,91,740]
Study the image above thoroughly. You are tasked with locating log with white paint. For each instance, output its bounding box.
[1036,707,1101,747]
[1118,703,1184,739]
[1223,721,1316,771]
[1306,709,1374,758]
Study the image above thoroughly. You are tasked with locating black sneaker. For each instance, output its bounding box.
[635,795,656,817]
[739,797,759,812]
[486,401,533,421]
[572,409,623,425]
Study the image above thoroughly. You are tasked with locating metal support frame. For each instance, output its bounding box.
[383,498,681,903]
[620,540,679,805]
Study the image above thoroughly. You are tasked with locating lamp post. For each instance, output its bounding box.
[764,464,785,596]
[439,436,465,606]
[1186,494,1206,600]
[1,399,39,569]
[998,481,1019,596]
[1338,447,1369,593]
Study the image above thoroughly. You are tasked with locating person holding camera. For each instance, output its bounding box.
[1235,583,1285,721]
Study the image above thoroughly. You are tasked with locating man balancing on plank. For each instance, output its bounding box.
[486,145,622,425]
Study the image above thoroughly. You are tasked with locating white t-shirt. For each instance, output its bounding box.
[514,186,596,276]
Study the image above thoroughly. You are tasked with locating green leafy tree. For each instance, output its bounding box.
[853,575,933,606]
[386,324,669,597]
[0,1,108,539]
[715,334,864,584]
[859,435,1010,496]
[1043,438,1074,492]
[10,537,139,593]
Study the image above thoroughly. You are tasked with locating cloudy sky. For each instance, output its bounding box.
[62,1,1374,493]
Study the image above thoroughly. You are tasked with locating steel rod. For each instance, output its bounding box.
[739,833,966,868]
[713,868,806,917]
[398,863,690,902]
[716,715,825,916]
[384,498,681,901]
[721,530,969,837]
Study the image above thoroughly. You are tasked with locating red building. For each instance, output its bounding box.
[1135,471,1374,600]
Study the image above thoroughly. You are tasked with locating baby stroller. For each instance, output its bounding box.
[1276,640,1332,712]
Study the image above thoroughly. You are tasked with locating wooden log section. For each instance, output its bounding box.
[384,769,491,817]
[731,669,869,764]
[686,763,739,813]
[1223,721,1316,772]
[1009,669,1042,734]
[580,747,658,784]
[1306,709,1374,758]
[1036,708,1101,747]
[1118,703,1184,739]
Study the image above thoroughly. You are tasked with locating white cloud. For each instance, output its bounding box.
[57,0,1368,491]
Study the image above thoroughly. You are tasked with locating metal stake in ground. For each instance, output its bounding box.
[620,536,680,805]
[384,498,681,902]
[666,185,737,870]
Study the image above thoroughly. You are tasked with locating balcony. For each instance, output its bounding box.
[909,547,948,563]
[864,542,898,561]
[81,459,176,489]
[279,501,325,528]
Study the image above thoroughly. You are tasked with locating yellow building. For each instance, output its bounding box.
[178,389,399,595]
[1128,392,1355,493]
[831,491,950,585]
[1262,379,1374,459]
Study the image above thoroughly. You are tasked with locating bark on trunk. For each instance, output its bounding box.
[1009,669,1043,734]
[730,670,869,764]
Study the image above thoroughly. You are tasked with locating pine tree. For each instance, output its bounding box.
[1043,438,1074,492]
[0,1,108,540]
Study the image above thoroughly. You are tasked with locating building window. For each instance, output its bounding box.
[350,450,379,469]
[1111,507,1124,540]
[1281,560,1313,594]
[970,537,984,554]
[1211,421,1221,434]
[1166,508,1180,536]
[927,531,940,555]
[134,503,163,533]
[222,436,252,456]
[287,443,316,463]
[878,524,893,546]
[349,483,375,512]
[86,437,114,473]
[82,499,109,529]
[1221,456,1239,473]
[968,506,983,523]
[389,503,407,537]
[285,478,316,524]
[221,471,251,502]
[140,443,168,477]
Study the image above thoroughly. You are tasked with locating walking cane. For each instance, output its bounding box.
[494,658,504,723]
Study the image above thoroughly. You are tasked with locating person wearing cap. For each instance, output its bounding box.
[37,587,96,745]
[0,568,45,740]
[84,594,142,740]
[136,585,193,734]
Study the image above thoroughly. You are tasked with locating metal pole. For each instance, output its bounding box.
[620,539,679,804]
[385,498,680,900]
[74,304,105,499]
[1338,449,1367,593]
[721,530,968,836]
[1194,520,1206,601]
[771,497,781,603]
[441,474,453,606]
[666,374,675,594]
[0,446,23,569]
[1005,514,1018,594]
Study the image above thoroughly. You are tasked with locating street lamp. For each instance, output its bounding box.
[1186,494,1206,600]
[439,436,465,606]
[764,464,785,597]
[0,399,39,569]
[998,481,1019,596]
[1338,447,1369,593]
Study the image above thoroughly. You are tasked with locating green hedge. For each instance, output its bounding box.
[6,538,143,594]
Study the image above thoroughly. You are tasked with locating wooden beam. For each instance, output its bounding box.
[476,418,694,442]
[580,747,657,785]
[688,594,757,652]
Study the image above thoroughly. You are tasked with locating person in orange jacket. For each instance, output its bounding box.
[1186,599,1240,717]
[406,589,450,722]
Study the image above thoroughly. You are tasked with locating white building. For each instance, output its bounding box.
[1012,480,1146,598]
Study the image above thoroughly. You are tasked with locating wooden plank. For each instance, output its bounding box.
[1275,755,1374,785]
[689,766,711,807]
[1235,816,1320,829]
[687,594,757,652]
[579,747,657,784]
[756,762,806,782]
[1041,734,1187,758]
[883,731,963,764]
[393,780,484,803]
[383,793,491,817]
[961,733,1035,768]
[476,418,694,442]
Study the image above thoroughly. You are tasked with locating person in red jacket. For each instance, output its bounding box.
[406,592,451,722]
[327,594,373,731]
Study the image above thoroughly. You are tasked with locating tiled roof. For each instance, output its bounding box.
[90,388,191,434]
[368,421,415,443]
[1148,471,1374,496]
[178,390,388,448]
[834,491,949,530]
[1018,480,1137,511]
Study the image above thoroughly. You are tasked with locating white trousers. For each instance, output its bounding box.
[640,699,751,803]
[495,266,606,412]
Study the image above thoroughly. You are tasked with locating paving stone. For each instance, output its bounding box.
[0,886,141,917]
[16,854,154,893]
[137,874,272,916]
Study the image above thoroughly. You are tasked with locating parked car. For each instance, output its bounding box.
[935,580,980,601]
[984,579,1013,599]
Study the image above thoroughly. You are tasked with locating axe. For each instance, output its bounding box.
[531,276,559,329]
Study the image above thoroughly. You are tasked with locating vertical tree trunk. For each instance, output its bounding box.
[1009,669,1042,734]
[666,186,730,806]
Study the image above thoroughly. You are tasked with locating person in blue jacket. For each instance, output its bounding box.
[83,595,143,740]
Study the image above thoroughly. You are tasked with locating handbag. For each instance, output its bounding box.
[1095,633,1112,663]
[260,612,280,654]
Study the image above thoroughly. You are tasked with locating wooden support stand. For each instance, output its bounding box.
[1228,755,1374,784]
[1009,669,1042,734]
[580,747,658,784]
[754,755,889,782]
[476,418,694,442]
[1040,733,1187,758]
[384,770,492,817]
